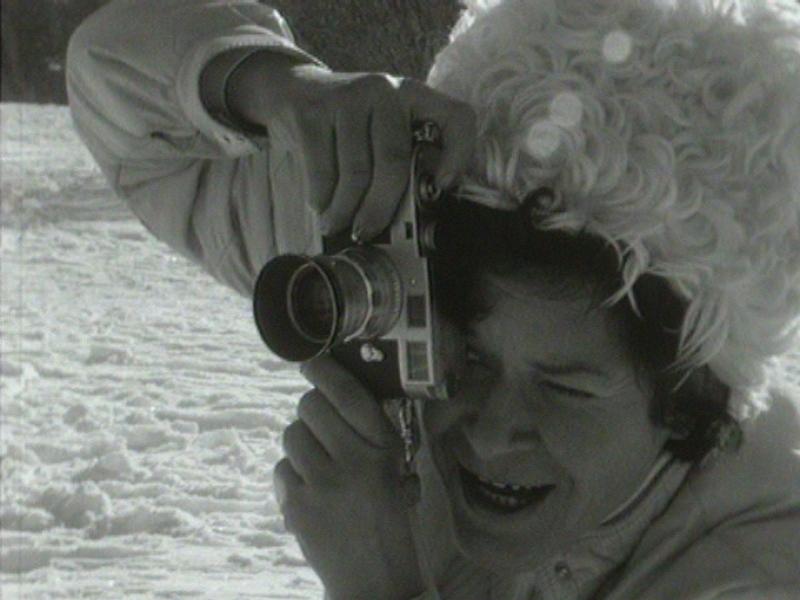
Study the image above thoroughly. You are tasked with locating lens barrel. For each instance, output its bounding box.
[253,247,403,362]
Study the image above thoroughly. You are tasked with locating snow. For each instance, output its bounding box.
[1,104,322,598]
[3,102,800,599]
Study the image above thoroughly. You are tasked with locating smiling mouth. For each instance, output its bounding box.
[458,465,555,515]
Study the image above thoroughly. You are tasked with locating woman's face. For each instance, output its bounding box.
[422,271,671,574]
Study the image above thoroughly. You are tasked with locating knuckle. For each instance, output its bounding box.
[396,76,427,100]
[273,458,300,502]
[296,389,323,420]
[322,381,353,410]
[359,72,398,96]
[330,372,362,402]
[318,211,347,236]
[273,456,293,482]
[396,75,417,91]
[281,420,306,454]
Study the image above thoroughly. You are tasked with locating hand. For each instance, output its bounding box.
[227,51,477,239]
[273,355,424,600]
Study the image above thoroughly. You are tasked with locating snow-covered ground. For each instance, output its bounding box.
[1,103,323,598]
[3,103,800,600]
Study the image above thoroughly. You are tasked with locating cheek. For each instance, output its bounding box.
[422,375,493,439]
[421,396,467,440]
[551,395,664,491]
[537,405,610,472]
[538,388,654,460]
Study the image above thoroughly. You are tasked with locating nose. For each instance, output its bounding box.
[461,378,541,460]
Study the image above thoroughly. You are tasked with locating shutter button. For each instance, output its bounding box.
[554,561,572,581]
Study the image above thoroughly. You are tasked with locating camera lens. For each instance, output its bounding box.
[288,264,336,344]
[253,248,403,362]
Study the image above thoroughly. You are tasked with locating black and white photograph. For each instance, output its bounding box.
[2,1,800,598]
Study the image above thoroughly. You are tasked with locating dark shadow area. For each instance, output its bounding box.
[2,0,460,105]
[2,0,108,104]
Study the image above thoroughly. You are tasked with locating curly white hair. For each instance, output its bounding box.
[428,0,800,414]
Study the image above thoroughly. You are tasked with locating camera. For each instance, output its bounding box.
[252,122,464,401]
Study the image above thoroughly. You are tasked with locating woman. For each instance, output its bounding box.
[67,0,800,597]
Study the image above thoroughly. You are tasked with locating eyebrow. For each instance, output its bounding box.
[467,337,614,384]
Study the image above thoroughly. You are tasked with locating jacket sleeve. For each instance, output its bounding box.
[65,0,323,297]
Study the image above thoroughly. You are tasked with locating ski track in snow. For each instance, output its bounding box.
[1,104,322,598]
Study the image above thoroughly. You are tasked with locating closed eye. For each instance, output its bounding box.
[466,348,485,365]
[542,380,596,399]
[465,348,495,379]
[466,343,496,365]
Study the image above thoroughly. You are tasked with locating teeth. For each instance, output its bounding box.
[462,467,553,512]
[477,475,531,492]
[477,487,530,508]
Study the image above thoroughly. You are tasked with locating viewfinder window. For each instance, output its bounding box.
[406,342,430,382]
[407,295,427,328]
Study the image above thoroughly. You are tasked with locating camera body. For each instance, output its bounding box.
[253,124,464,401]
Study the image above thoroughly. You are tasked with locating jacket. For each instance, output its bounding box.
[66,2,800,598]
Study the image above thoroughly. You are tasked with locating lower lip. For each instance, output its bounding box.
[454,464,555,522]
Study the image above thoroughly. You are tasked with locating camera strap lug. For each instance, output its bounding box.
[396,397,421,507]
[396,397,438,595]
[399,397,416,465]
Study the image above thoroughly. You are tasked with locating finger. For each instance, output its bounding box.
[273,457,304,532]
[400,79,477,189]
[300,354,396,449]
[319,109,373,235]
[298,388,364,459]
[352,95,413,240]
[300,123,338,215]
[282,419,333,483]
